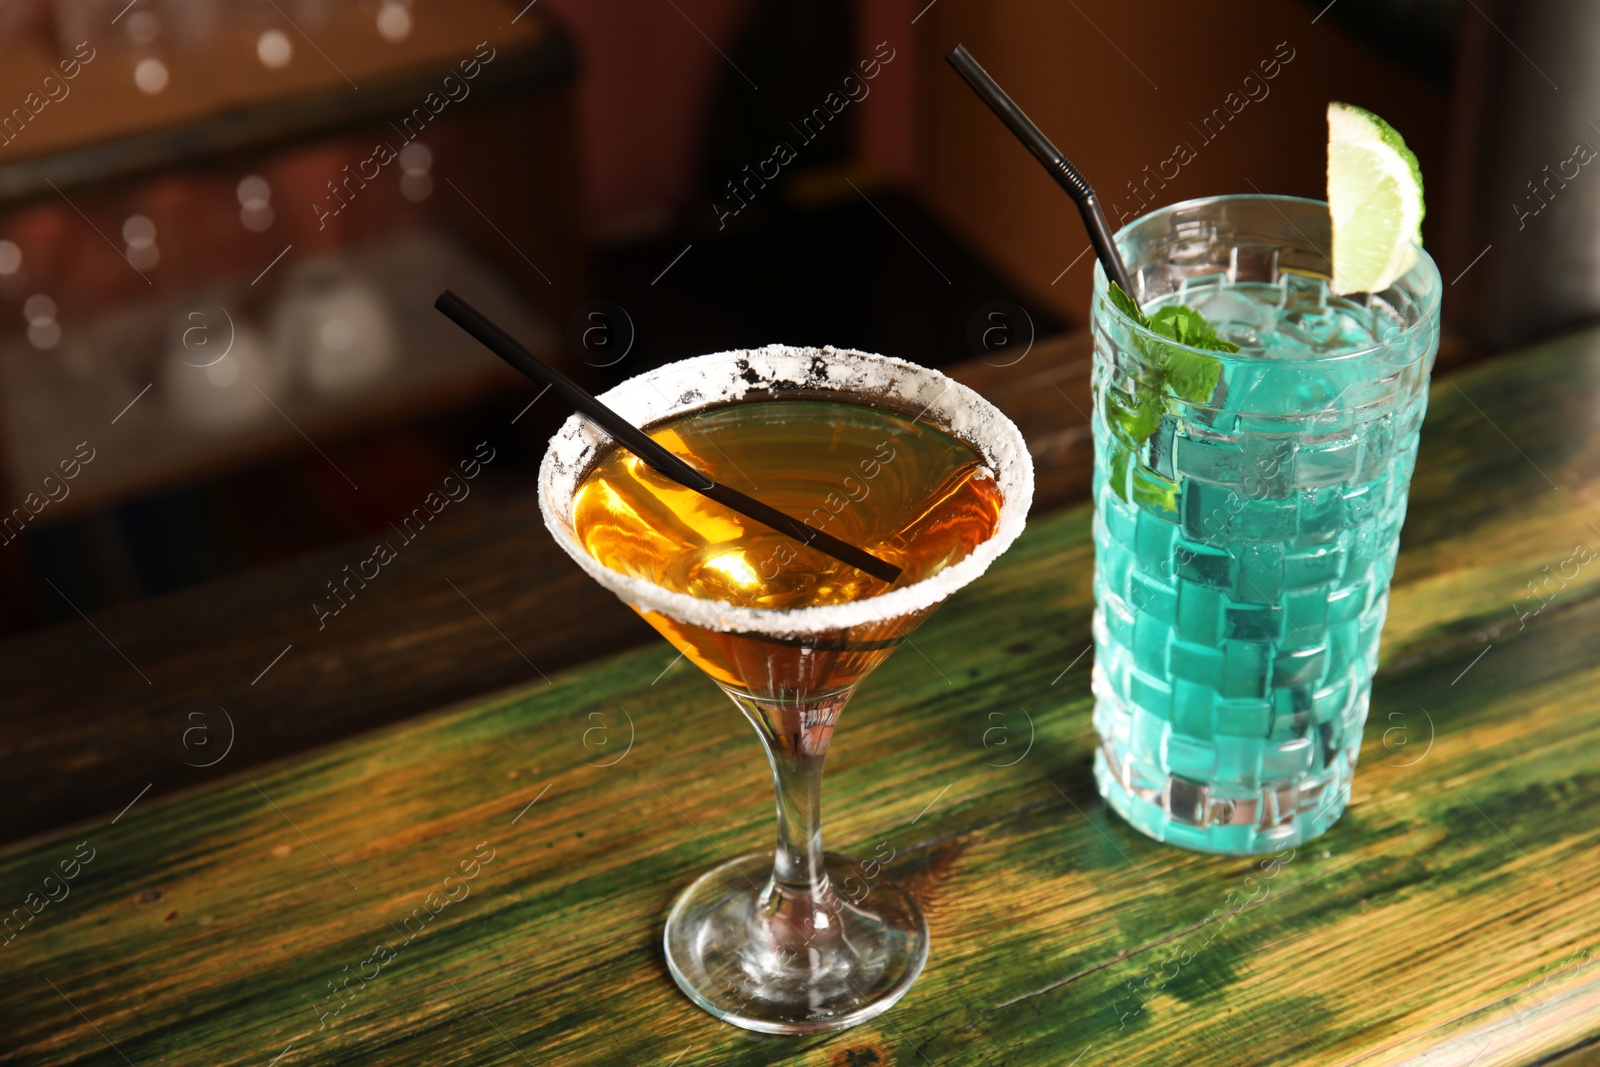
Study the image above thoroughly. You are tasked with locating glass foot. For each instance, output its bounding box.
[663,850,929,1035]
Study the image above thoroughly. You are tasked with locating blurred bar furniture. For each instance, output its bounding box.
[1444,0,1600,348]
[0,0,580,537]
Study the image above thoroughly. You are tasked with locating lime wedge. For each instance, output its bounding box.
[1327,101,1424,295]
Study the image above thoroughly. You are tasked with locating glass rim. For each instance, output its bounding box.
[1092,193,1443,367]
[536,344,1035,637]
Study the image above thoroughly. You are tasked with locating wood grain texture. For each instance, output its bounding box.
[1,325,1596,1064]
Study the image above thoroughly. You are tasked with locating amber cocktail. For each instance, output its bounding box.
[539,345,1032,1034]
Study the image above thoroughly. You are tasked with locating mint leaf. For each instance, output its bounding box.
[1147,306,1227,403]
[1147,304,1200,344]
[1107,282,1148,327]
[1106,387,1163,442]
[1130,465,1180,515]
[1147,304,1240,354]
[1106,438,1133,503]
[1157,345,1223,404]
[1101,282,1228,453]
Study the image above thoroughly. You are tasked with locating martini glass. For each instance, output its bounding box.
[538,344,1032,1034]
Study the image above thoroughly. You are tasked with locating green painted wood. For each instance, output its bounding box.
[3,327,1599,1066]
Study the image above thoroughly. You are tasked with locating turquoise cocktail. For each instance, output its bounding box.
[1090,194,1442,854]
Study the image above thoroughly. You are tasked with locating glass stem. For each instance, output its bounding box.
[768,733,827,892]
[725,688,852,904]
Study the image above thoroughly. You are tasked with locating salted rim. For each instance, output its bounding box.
[537,344,1035,636]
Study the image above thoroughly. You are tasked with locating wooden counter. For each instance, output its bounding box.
[1,327,1596,1064]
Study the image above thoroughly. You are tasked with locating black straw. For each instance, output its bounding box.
[435,290,904,586]
[945,44,1137,299]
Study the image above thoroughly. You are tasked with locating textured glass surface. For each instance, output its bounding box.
[1090,196,1442,855]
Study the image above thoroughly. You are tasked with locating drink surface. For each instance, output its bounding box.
[1151,275,1400,360]
[1093,273,1428,853]
[572,398,1003,697]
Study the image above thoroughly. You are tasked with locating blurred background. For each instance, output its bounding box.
[0,0,1570,642]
